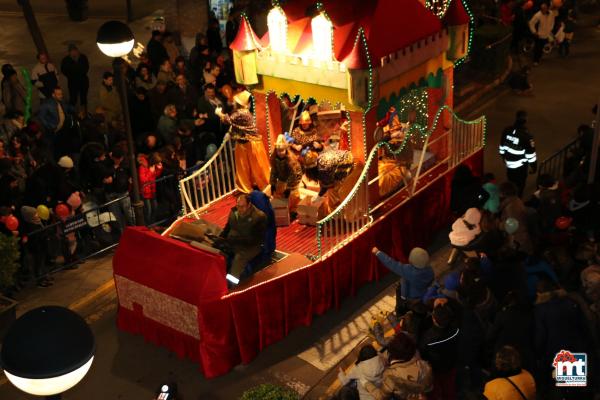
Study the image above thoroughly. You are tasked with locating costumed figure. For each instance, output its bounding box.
[377,107,415,197]
[290,110,323,158]
[270,134,303,213]
[216,90,270,193]
[304,147,355,213]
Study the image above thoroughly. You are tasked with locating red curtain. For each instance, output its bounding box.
[115,151,483,378]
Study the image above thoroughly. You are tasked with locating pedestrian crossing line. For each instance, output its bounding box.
[69,279,115,312]
[297,294,395,371]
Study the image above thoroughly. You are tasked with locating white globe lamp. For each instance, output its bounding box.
[0,306,95,399]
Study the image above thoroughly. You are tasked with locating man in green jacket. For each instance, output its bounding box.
[221,194,267,283]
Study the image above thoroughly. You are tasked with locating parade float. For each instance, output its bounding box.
[113,0,486,378]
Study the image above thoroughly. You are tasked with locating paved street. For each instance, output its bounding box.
[1,7,599,400]
[473,21,600,196]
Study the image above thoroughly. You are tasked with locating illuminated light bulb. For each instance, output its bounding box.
[267,6,287,53]
[311,12,333,61]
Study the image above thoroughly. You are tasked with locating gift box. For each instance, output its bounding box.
[301,176,320,193]
[271,197,290,227]
[297,195,325,226]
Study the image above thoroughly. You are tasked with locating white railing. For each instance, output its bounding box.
[316,106,486,258]
[179,134,237,217]
[450,111,486,168]
[315,164,372,257]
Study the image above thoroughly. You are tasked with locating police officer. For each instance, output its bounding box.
[499,110,537,197]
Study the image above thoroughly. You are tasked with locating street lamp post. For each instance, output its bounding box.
[0,306,95,400]
[17,0,48,56]
[96,20,145,226]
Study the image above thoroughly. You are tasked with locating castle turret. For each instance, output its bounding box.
[443,0,470,61]
[230,15,263,85]
[344,28,376,109]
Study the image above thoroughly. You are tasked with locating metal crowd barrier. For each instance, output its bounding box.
[537,136,584,182]
[22,166,200,282]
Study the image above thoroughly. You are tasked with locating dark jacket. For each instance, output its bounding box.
[450,166,488,216]
[105,159,130,195]
[129,93,154,138]
[534,289,589,368]
[148,86,171,121]
[206,26,222,54]
[90,159,114,195]
[60,54,89,87]
[269,152,302,190]
[38,98,75,132]
[419,321,460,372]
[23,162,63,207]
[1,77,26,114]
[222,204,267,251]
[486,304,535,371]
[146,38,169,75]
[169,84,198,119]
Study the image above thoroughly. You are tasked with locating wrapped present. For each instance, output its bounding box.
[271,197,290,227]
[297,195,325,226]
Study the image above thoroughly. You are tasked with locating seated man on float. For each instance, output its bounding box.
[219,193,267,285]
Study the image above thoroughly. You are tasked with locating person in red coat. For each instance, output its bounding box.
[138,152,163,224]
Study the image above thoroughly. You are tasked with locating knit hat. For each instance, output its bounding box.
[408,247,429,268]
[233,90,251,108]
[58,156,74,169]
[21,206,41,225]
[464,208,482,227]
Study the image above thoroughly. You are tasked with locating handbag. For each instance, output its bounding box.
[503,377,528,400]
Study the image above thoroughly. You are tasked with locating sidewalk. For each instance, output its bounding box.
[11,252,115,317]
[0,12,160,112]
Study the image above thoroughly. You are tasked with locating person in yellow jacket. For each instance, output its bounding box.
[216,90,270,193]
[484,346,536,400]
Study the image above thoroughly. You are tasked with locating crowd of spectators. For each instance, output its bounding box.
[334,119,600,399]
[0,14,241,293]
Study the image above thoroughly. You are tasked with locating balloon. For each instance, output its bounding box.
[555,216,572,230]
[4,215,19,231]
[504,217,519,235]
[522,0,533,10]
[67,192,82,209]
[55,203,71,219]
[36,205,50,221]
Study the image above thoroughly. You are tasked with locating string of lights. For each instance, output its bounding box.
[316,104,486,254]
[454,0,474,67]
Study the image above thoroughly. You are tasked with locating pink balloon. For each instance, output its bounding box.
[5,215,19,231]
[67,192,82,209]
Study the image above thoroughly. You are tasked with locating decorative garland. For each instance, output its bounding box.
[454,0,475,67]
[316,105,487,255]
[21,68,33,124]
